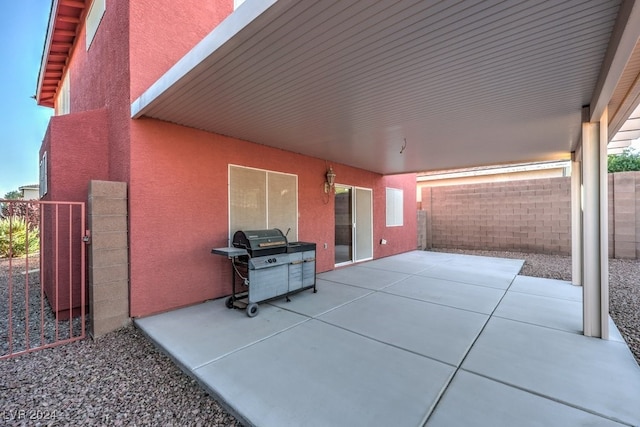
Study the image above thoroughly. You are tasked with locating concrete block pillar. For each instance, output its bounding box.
[88,180,130,338]
[417,210,427,249]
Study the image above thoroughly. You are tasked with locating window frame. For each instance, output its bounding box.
[228,165,298,244]
[55,71,70,116]
[86,0,106,50]
[385,187,404,227]
[39,151,48,198]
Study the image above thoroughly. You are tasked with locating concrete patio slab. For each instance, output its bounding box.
[383,275,506,314]
[510,275,581,301]
[197,319,455,427]
[317,265,409,290]
[268,278,372,317]
[416,264,517,289]
[445,254,524,274]
[462,316,640,426]
[358,256,436,274]
[135,251,640,427]
[318,292,488,365]
[494,291,583,333]
[427,370,625,427]
[135,300,308,369]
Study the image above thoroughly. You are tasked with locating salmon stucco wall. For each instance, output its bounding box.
[40,109,110,203]
[128,119,417,317]
[39,109,109,318]
[64,0,131,183]
[376,174,418,259]
[129,0,233,102]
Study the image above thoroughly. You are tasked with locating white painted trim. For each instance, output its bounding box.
[599,108,610,340]
[354,186,373,263]
[581,110,609,339]
[385,187,403,227]
[227,164,299,245]
[570,151,582,286]
[417,161,571,182]
[36,0,58,106]
[131,0,280,118]
[589,0,640,123]
[582,120,601,337]
[86,0,106,51]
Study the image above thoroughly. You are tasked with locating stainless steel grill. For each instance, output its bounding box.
[232,229,288,257]
[212,229,316,317]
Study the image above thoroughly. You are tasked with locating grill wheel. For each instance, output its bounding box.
[246,303,259,318]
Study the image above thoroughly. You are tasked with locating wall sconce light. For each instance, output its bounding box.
[324,166,336,193]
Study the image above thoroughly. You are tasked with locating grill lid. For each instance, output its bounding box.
[233,229,288,254]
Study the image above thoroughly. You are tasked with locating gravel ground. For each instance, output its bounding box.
[1,256,83,357]
[1,250,638,426]
[0,325,240,426]
[1,257,240,426]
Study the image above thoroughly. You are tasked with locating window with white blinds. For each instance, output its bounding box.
[386,187,403,227]
[229,165,298,242]
[55,72,70,116]
[39,151,48,198]
[86,0,106,50]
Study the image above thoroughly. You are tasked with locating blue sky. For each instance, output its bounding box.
[0,1,53,197]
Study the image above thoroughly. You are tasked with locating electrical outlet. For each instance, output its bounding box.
[324,243,328,249]
[380,239,387,245]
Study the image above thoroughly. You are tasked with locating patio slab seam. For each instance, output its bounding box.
[455,368,634,427]
[412,273,518,291]
[422,271,518,424]
[357,264,437,275]
[489,314,588,337]
[312,316,459,369]
[314,276,408,291]
[133,321,254,426]
[379,279,509,315]
[191,317,314,370]
[507,288,582,302]
[377,287,505,317]
[265,289,376,318]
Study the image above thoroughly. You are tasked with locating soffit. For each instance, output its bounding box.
[36,0,86,108]
[132,0,624,174]
[608,39,640,153]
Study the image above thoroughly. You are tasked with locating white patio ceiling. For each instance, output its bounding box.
[131,0,638,175]
[610,104,640,154]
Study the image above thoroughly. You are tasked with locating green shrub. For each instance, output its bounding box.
[0,217,40,258]
[608,148,640,173]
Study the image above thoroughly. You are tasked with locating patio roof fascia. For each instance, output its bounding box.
[130,0,280,119]
[589,0,640,124]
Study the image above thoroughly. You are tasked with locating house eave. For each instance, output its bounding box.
[35,0,85,109]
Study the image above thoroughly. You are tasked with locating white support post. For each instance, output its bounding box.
[599,108,609,339]
[571,150,582,286]
[581,109,609,339]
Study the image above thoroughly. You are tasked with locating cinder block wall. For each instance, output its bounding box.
[88,181,130,338]
[421,172,640,258]
[611,172,639,258]
[417,210,427,249]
